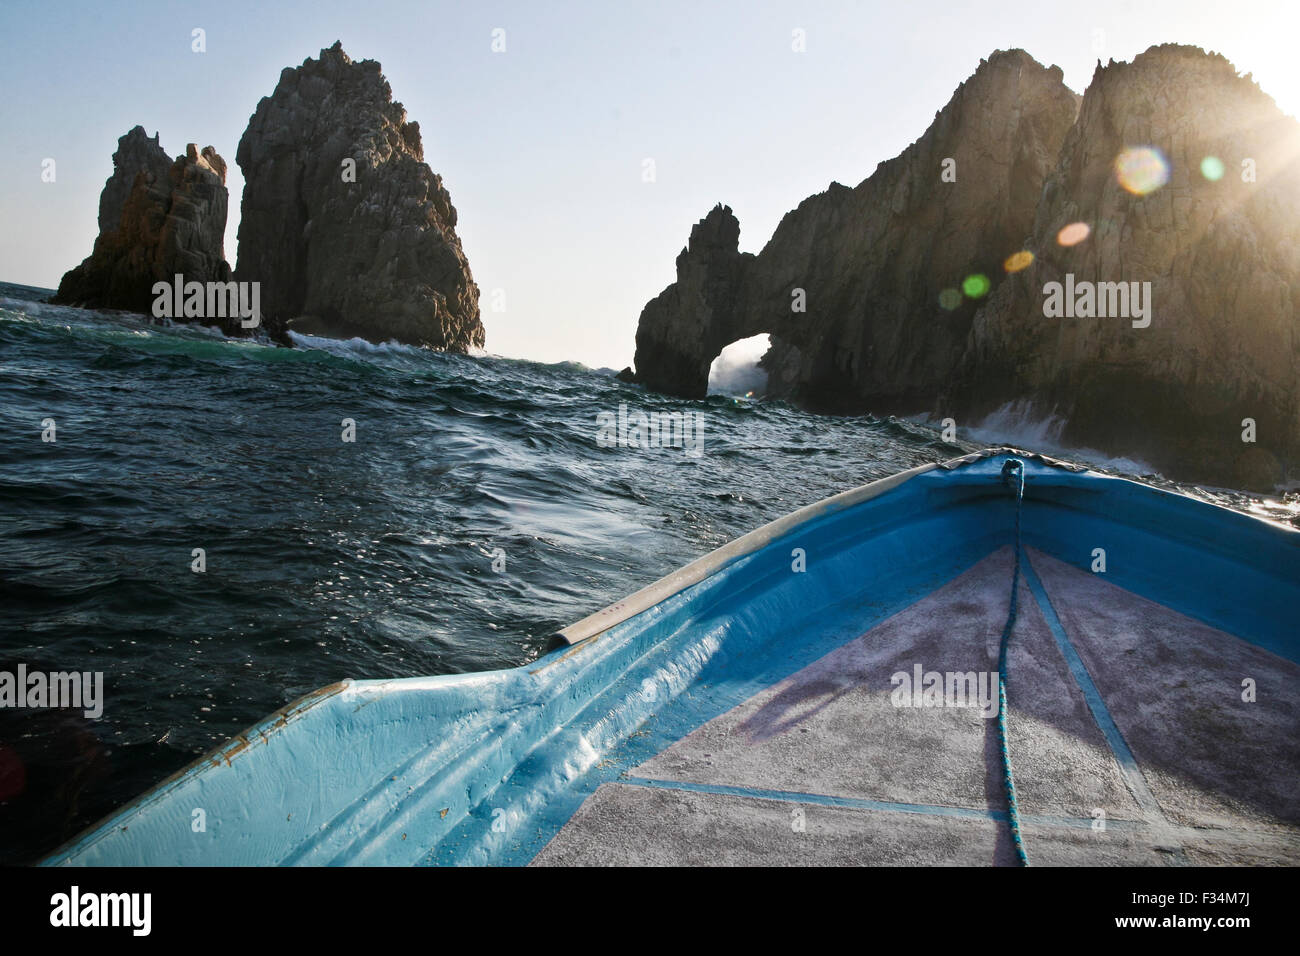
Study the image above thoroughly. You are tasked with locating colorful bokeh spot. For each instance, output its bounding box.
[1004,250,1034,273]
[1200,156,1225,181]
[961,273,991,299]
[1057,222,1090,247]
[1115,146,1170,195]
[938,288,962,310]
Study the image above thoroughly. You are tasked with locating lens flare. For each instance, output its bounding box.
[962,274,990,299]
[1004,250,1034,273]
[1200,156,1225,181]
[1057,222,1090,247]
[1115,147,1170,195]
[938,288,962,310]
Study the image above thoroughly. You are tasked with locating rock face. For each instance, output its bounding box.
[235,42,483,351]
[630,45,1300,490]
[633,50,1080,410]
[53,127,232,317]
[965,45,1300,489]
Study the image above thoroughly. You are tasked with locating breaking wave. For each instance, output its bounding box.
[707,334,770,397]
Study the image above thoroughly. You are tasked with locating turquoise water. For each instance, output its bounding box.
[0,281,1292,863]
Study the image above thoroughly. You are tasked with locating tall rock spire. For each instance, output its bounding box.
[234,42,484,351]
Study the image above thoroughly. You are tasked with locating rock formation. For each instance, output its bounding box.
[53,127,232,319]
[234,41,483,351]
[634,50,1080,412]
[629,45,1300,490]
[965,45,1300,490]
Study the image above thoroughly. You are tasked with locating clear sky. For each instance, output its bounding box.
[2,0,1297,368]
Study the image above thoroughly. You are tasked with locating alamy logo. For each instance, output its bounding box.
[0,664,103,718]
[50,886,151,936]
[596,403,704,457]
[1042,273,1151,328]
[152,273,261,328]
[890,663,999,718]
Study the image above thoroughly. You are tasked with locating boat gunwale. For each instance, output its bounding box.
[553,446,1123,648]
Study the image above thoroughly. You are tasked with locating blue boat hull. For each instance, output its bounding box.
[43,449,1300,866]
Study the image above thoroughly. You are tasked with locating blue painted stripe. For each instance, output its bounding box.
[1020,554,1169,825]
[617,776,1147,832]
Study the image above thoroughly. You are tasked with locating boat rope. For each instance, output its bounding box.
[997,457,1030,866]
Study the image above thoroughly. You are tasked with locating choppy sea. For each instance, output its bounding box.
[1,280,1294,862]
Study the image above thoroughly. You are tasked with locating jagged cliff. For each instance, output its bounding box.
[633,50,1081,410]
[629,45,1300,489]
[235,42,483,351]
[965,45,1300,489]
[53,127,231,316]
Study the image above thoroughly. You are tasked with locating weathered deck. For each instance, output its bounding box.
[533,547,1300,865]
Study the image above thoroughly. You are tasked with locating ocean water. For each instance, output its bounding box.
[0,281,1294,863]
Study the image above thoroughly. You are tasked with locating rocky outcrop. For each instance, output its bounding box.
[630,45,1300,489]
[633,50,1080,410]
[965,45,1300,489]
[53,127,232,317]
[235,42,483,351]
[634,204,754,397]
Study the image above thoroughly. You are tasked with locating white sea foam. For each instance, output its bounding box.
[916,399,1159,476]
[707,334,769,397]
[0,296,79,319]
[287,330,427,359]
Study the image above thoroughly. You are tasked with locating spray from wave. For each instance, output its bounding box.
[287,330,431,359]
[918,399,1158,476]
[707,334,770,398]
